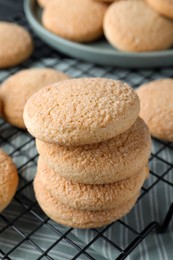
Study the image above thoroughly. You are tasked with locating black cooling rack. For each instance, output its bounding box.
[0,13,173,260]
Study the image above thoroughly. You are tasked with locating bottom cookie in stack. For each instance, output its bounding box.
[34,158,148,228]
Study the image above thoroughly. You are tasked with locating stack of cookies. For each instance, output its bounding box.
[23,78,151,228]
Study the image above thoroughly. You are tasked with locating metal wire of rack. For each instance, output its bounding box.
[0,13,173,260]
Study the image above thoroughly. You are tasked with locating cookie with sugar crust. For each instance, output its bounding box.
[137,78,173,142]
[0,22,33,68]
[24,78,140,146]
[0,149,18,213]
[0,68,69,129]
[36,117,151,184]
[36,157,149,210]
[34,175,139,229]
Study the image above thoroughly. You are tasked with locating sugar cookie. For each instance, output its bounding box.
[42,0,107,42]
[36,158,148,210]
[137,79,173,141]
[0,149,18,212]
[36,117,151,184]
[37,0,49,7]
[24,78,140,146]
[146,0,173,20]
[34,176,139,228]
[0,22,33,68]
[104,0,173,52]
[0,68,69,128]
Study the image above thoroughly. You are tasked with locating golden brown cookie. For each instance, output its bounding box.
[137,79,173,141]
[146,0,173,19]
[36,158,148,210]
[42,0,107,42]
[104,0,173,52]
[0,149,18,212]
[24,78,140,146]
[34,176,139,228]
[0,68,69,129]
[36,117,151,184]
[37,0,49,7]
[0,22,33,68]
[94,0,116,2]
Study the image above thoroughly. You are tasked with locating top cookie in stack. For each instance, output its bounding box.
[23,78,151,228]
[23,78,140,146]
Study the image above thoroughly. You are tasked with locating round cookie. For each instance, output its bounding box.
[94,0,115,2]
[146,0,173,20]
[137,79,173,142]
[0,149,18,212]
[42,0,107,42]
[37,0,55,8]
[34,176,139,228]
[0,68,69,129]
[37,0,48,7]
[0,22,33,68]
[36,117,151,184]
[24,78,140,146]
[37,158,148,210]
[104,0,173,52]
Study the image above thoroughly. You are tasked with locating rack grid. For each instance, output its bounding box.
[0,13,173,260]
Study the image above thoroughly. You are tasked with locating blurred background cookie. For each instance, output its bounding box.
[42,0,107,42]
[146,0,173,19]
[0,149,18,213]
[137,78,173,142]
[0,22,33,68]
[104,0,173,52]
[0,68,69,128]
[37,0,49,8]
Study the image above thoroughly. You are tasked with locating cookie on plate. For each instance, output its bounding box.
[24,78,140,146]
[37,0,49,7]
[0,22,33,68]
[94,0,116,2]
[42,0,107,42]
[36,158,148,210]
[0,68,69,129]
[36,117,151,184]
[137,78,173,141]
[34,175,139,228]
[146,0,173,20]
[104,0,173,52]
[0,149,18,212]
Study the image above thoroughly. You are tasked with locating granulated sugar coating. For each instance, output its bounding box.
[24,78,140,146]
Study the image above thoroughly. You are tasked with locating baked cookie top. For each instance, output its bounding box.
[0,22,33,68]
[137,78,173,141]
[0,68,69,129]
[104,0,173,52]
[0,149,18,212]
[24,78,140,145]
[42,0,107,42]
[146,0,173,19]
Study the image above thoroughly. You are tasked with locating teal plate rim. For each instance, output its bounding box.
[24,0,173,68]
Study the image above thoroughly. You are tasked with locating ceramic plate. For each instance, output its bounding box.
[24,0,173,68]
